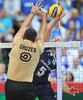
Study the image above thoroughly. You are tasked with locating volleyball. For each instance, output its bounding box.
[48,4,63,18]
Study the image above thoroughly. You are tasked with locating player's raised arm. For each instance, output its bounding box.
[44,13,66,42]
[36,11,47,41]
[17,2,43,36]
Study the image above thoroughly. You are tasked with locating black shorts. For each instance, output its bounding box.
[34,83,57,100]
[5,79,35,100]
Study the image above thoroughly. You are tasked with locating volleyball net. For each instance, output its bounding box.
[0,42,83,100]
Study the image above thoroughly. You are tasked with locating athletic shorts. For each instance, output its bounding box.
[5,79,35,100]
[34,83,57,100]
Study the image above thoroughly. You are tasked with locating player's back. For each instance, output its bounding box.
[8,35,43,82]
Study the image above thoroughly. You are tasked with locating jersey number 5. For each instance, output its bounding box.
[36,66,47,77]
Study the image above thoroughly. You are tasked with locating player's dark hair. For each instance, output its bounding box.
[23,28,37,42]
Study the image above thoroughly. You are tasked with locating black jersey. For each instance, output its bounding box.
[33,48,56,84]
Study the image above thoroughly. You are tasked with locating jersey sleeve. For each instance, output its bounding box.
[36,40,44,53]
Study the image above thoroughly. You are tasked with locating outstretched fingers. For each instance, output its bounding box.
[60,13,66,19]
[35,2,39,6]
[39,5,43,9]
[35,2,41,7]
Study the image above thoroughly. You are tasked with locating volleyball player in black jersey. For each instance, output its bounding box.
[33,14,79,100]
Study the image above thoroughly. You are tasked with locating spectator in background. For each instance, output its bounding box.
[61,47,79,74]
[65,20,77,41]
[79,27,83,41]
[76,27,83,41]
[0,63,7,81]
[21,0,37,15]
[68,58,83,82]
[61,47,69,74]
[65,8,83,32]
[65,72,74,82]
[41,0,56,10]
[60,0,71,24]
[76,27,83,57]
[67,47,79,65]
[0,9,14,42]
[65,30,72,42]
[13,11,26,36]
[4,0,21,18]
[71,0,83,15]
[77,27,83,66]
[80,57,83,66]
[50,22,66,41]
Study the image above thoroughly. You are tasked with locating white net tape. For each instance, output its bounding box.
[0,41,80,48]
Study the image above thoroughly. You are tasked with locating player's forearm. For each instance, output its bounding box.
[17,13,35,36]
[47,18,58,32]
[40,18,47,34]
[44,13,66,42]
[44,18,59,42]
[21,12,35,28]
[44,30,51,42]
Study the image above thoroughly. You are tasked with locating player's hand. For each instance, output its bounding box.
[52,36,62,42]
[53,13,66,22]
[68,86,79,96]
[40,11,47,20]
[31,2,43,15]
[58,13,66,20]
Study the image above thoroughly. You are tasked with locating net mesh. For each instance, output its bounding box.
[0,42,83,100]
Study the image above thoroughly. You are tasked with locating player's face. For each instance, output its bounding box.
[71,8,79,19]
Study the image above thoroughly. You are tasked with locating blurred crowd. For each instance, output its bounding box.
[0,0,83,82]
